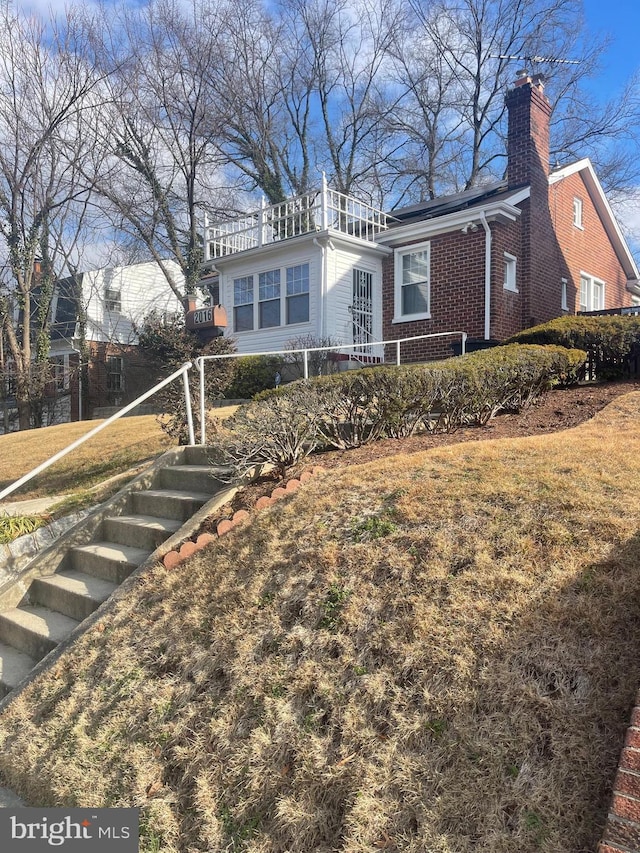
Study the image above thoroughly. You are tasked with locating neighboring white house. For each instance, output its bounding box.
[46,260,185,422]
[203,178,393,358]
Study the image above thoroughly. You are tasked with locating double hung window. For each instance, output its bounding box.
[233,263,309,332]
[579,274,605,312]
[394,242,430,321]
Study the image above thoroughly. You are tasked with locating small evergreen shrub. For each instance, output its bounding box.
[224,355,282,399]
[505,315,640,378]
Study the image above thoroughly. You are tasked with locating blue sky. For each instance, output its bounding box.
[582,0,640,100]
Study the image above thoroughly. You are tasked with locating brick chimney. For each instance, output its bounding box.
[505,73,556,329]
[505,71,552,190]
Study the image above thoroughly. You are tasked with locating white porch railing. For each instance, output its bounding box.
[0,362,195,504]
[195,331,467,445]
[204,175,393,261]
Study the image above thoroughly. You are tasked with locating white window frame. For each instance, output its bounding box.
[573,197,583,229]
[285,263,310,326]
[393,241,431,323]
[579,272,605,312]
[232,262,310,333]
[106,355,124,393]
[104,287,122,313]
[503,253,518,293]
[233,275,254,332]
[561,278,568,311]
[258,269,281,329]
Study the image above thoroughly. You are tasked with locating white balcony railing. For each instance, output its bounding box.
[204,177,393,261]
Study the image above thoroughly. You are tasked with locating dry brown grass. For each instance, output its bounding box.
[1,394,639,852]
[0,406,238,503]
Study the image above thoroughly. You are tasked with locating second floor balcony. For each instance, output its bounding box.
[203,180,393,261]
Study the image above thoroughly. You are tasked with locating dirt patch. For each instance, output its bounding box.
[311,379,639,470]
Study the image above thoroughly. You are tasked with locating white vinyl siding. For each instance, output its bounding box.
[82,260,184,345]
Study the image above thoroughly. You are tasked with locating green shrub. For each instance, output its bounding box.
[219,344,586,476]
[504,315,640,378]
[224,355,282,399]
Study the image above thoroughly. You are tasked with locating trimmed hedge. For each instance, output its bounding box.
[224,355,282,399]
[504,315,640,378]
[219,344,585,475]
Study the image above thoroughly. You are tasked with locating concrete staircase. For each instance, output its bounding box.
[0,446,234,702]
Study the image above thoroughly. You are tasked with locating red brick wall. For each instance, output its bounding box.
[382,230,488,361]
[491,218,524,340]
[550,172,631,310]
[380,79,632,354]
[599,690,640,853]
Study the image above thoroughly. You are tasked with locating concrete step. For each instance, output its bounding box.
[0,642,37,700]
[132,489,212,521]
[159,464,230,494]
[101,514,182,550]
[182,445,214,465]
[30,571,118,622]
[69,542,151,584]
[0,606,79,662]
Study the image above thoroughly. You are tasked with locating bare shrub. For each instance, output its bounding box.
[217,384,321,478]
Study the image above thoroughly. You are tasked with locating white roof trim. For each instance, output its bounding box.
[376,190,529,246]
[549,158,640,284]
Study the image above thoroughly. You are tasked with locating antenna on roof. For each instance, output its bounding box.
[491,54,580,65]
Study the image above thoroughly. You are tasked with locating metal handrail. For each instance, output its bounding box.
[195,331,467,445]
[0,362,195,504]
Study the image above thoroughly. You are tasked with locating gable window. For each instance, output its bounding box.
[104,287,121,313]
[259,269,281,328]
[394,242,430,321]
[286,263,309,325]
[573,197,583,229]
[561,278,568,311]
[503,253,518,292]
[233,276,254,332]
[579,273,605,312]
[106,356,124,392]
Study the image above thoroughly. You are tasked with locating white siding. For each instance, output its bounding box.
[83,260,184,344]
[325,246,383,345]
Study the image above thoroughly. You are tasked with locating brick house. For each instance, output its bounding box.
[376,72,640,360]
[203,73,640,363]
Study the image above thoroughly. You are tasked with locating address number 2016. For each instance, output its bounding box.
[193,308,213,325]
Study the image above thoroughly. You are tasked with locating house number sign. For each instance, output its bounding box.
[193,308,213,325]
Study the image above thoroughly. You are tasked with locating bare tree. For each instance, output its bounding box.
[84,0,237,301]
[0,3,103,429]
[388,0,637,200]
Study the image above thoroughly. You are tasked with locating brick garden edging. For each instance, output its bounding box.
[599,690,640,853]
[162,466,325,571]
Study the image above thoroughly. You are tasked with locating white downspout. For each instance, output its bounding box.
[480,212,492,340]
